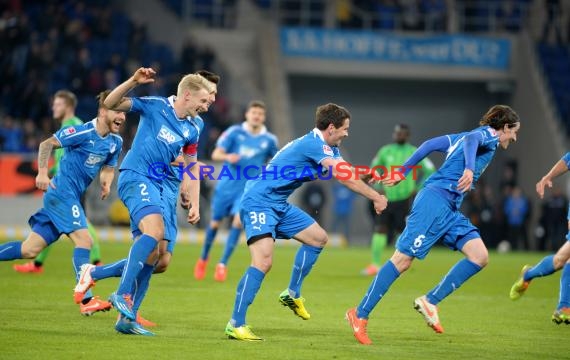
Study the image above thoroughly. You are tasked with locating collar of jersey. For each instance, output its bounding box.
[312,128,325,141]
[89,117,109,139]
[168,95,196,122]
[241,122,267,136]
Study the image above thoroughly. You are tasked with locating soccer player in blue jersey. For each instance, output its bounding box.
[224,103,388,341]
[510,153,570,324]
[101,67,214,335]
[346,105,521,345]
[74,70,220,330]
[0,90,124,316]
[194,100,279,282]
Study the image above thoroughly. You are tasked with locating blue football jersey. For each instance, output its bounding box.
[120,96,204,176]
[243,128,341,203]
[51,118,123,199]
[424,125,499,199]
[215,123,278,196]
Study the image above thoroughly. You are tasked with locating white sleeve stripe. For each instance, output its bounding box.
[57,128,94,140]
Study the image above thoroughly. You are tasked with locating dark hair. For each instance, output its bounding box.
[248,100,266,110]
[195,70,220,85]
[394,123,410,132]
[479,105,520,130]
[315,103,351,130]
[54,90,78,109]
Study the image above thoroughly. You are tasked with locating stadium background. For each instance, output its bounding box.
[0,1,569,251]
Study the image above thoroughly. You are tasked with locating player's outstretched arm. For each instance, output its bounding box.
[36,136,61,191]
[104,67,156,111]
[536,157,570,199]
[99,166,115,200]
[323,158,388,215]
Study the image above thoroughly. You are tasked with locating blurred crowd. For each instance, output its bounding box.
[0,0,232,158]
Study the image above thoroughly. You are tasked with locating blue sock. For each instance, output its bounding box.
[132,263,154,316]
[91,259,127,280]
[357,260,400,319]
[0,241,22,260]
[117,234,158,296]
[426,258,482,305]
[288,245,323,298]
[558,264,570,309]
[524,255,556,281]
[231,266,265,327]
[200,227,218,261]
[73,247,93,300]
[220,227,241,265]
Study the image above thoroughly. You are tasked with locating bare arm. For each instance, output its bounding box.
[36,136,61,191]
[322,157,388,214]
[182,155,201,224]
[211,147,240,163]
[537,159,569,199]
[99,166,115,200]
[104,67,156,111]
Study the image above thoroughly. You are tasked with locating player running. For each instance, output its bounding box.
[346,105,520,345]
[0,90,124,316]
[194,100,278,282]
[224,103,388,341]
[14,90,104,273]
[362,124,435,276]
[510,153,570,324]
[101,67,214,335]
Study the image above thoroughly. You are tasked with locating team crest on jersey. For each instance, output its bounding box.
[63,127,76,136]
[157,125,182,145]
[85,153,105,168]
[322,145,333,156]
[183,127,190,138]
[261,141,268,149]
[110,143,117,154]
[239,145,258,159]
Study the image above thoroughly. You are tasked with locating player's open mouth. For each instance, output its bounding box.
[113,120,122,127]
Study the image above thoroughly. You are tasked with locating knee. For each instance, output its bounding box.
[20,246,40,259]
[391,252,412,273]
[468,249,489,268]
[554,253,567,269]
[154,254,171,273]
[314,229,328,248]
[253,256,273,273]
[210,221,220,230]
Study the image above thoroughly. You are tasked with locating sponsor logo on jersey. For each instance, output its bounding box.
[322,145,333,156]
[157,125,182,145]
[85,153,105,168]
[63,127,76,136]
[239,145,258,159]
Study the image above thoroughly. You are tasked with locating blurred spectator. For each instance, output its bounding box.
[464,181,499,248]
[0,116,24,152]
[399,0,422,30]
[542,0,563,44]
[374,0,399,30]
[503,186,530,250]
[539,186,568,251]
[421,0,446,32]
[331,181,356,240]
[496,0,522,33]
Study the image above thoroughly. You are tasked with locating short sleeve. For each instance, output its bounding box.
[54,125,89,148]
[216,127,236,151]
[305,139,338,164]
[562,152,570,169]
[105,139,122,167]
[130,96,163,114]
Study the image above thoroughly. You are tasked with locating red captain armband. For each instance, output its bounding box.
[183,143,198,157]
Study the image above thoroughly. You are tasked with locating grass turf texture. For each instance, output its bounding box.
[0,241,567,359]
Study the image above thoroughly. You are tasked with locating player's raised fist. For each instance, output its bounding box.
[132,67,156,84]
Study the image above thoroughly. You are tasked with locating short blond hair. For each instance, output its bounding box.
[177,74,215,97]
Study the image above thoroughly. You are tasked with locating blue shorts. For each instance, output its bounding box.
[130,179,179,254]
[118,170,163,226]
[396,187,480,260]
[28,191,87,245]
[566,204,570,241]
[240,197,315,241]
[211,188,241,221]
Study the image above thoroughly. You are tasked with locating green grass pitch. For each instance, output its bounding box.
[0,241,567,359]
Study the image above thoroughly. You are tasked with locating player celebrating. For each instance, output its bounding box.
[102,67,214,335]
[74,71,220,329]
[346,105,520,345]
[510,153,570,324]
[224,103,388,341]
[0,90,124,316]
[14,90,104,273]
[194,100,278,282]
[362,124,435,276]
